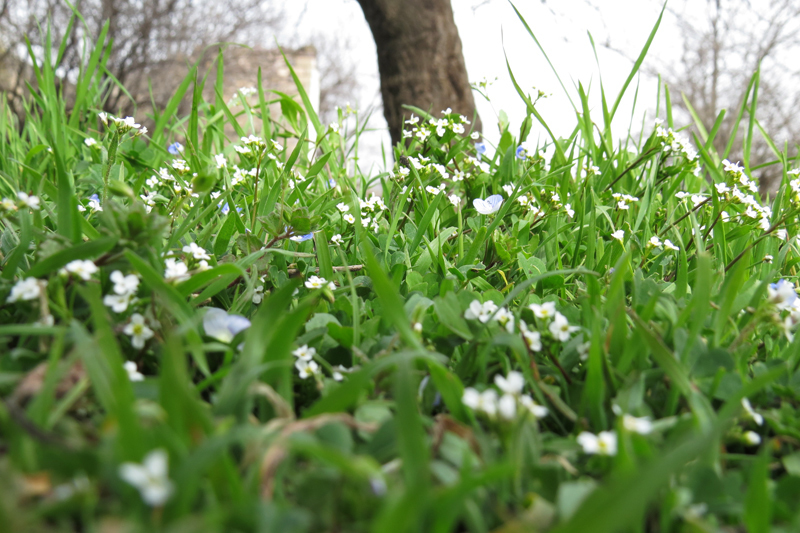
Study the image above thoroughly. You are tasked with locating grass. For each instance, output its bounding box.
[1,4,800,532]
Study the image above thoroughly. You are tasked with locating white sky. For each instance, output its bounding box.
[276,0,693,170]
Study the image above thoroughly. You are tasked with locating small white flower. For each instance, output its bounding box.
[292,344,316,361]
[462,387,498,417]
[84,138,98,148]
[498,394,517,420]
[124,361,145,382]
[119,449,174,506]
[622,414,653,435]
[164,258,190,282]
[648,236,662,248]
[413,321,423,332]
[305,275,330,289]
[329,122,340,134]
[473,195,503,215]
[252,285,265,304]
[764,255,774,264]
[203,308,251,343]
[17,192,40,210]
[494,371,524,396]
[493,307,515,332]
[520,395,548,419]
[464,299,498,323]
[295,359,320,379]
[331,234,343,245]
[664,239,679,251]
[103,293,132,313]
[110,270,139,296]
[448,194,461,207]
[577,340,591,361]
[741,398,764,426]
[7,277,45,302]
[214,154,227,169]
[577,431,617,455]
[182,242,211,261]
[63,260,98,281]
[123,313,154,350]
[529,301,556,319]
[611,229,625,243]
[549,312,579,342]
[343,213,355,224]
[336,202,350,213]
[743,431,761,446]
[519,320,542,351]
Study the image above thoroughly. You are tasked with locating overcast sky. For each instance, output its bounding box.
[275,0,694,171]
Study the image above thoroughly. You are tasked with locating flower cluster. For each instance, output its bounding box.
[1,192,41,212]
[98,112,146,135]
[402,109,470,143]
[654,120,700,175]
[462,371,548,421]
[103,271,140,313]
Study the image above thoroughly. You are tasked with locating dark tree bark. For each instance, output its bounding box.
[356,0,481,148]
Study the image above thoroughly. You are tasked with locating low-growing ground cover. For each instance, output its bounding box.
[2,7,800,533]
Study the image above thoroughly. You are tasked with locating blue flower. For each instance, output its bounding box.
[290,233,314,242]
[515,145,528,159]
[328,178,337,188]
[90,193,100,202]
[203,308,251,343]
[475,142,487,155]
[167,142,183,155]
[220,203,230,215]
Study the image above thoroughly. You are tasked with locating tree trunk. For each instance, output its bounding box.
[356,0,481,148]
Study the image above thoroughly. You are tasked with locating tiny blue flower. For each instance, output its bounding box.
[515,145,527,159]
[167,142,183,155]
[90,193,100,202]
[475,142,487,155]
[290,233,314,242]
[328,178,337,188]
[220,202,230,215]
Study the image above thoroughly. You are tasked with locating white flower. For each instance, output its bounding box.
[448,194,461,207]
[648,236,662,248]
[119,449,174,506]
[295,359,320,379]
[196,260,210,272]
[336,202,350,213]
[494,371,524,396]
[1,197,17,211]
[331,234,343,245]
[577,340,591,361]
[462,387,498,417]
[768,279,797,310]
[88,197,103,212]
[764,255,774,264]
[124,361,145,382]
[305,275,331,289]
[7,277,45,302]
[330,122,340,134]
[493,307,515,332]
[413,321,423,332]
[577,431,617,456]
[110,271,139,296]
[98,112,109,125]
[203,308,251,343]
[103,293,132,313]
[664,240,679,251]
[520,395,548,419]
[123,313,154,350]
[164,258,190,282]
[611,229,624,242]
[84,138,98,147]
[549,312,579,342]
[252,285,264,304]
[343,213,355,224]
[464,299,498,323]
[182,243,211,261]
[502,184,514,197]
[715,183,730,195]
[519,320,542,351]
[498,394,517,420]
[743,431,761,446]
[17,192,40,210]
[63,260,98,281]
[292,344,316,361]
[473,194,503,215]
[529,301,556,319]
[214,154,227,169]
[741,398,764,426]
[776,229,788,241]
[622,415,653,435]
